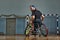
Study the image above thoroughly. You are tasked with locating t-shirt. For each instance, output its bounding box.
[32,10,42,20]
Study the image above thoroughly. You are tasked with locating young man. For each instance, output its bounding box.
[30,5,44,32]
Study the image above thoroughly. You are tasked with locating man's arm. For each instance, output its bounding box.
[39,11,44,21]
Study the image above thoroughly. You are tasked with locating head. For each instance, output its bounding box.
[30,5,36,11]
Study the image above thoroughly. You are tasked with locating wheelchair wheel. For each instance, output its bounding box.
[40,23,48,37]
[24,24,33,36]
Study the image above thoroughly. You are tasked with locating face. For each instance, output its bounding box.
[30,6,36,11]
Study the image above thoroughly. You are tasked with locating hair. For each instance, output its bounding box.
[30,5,37,11]
[30,5,35,8]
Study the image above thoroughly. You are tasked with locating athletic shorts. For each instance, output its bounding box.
[33,19,42,31]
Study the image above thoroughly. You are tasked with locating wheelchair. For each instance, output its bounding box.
[24,15,48,37]
[24,22,48,37]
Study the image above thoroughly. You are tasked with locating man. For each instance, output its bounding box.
[30,5,44,33]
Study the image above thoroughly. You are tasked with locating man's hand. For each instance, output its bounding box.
[41,15,44,21]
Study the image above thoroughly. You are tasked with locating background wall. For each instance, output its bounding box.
[16,18,25,34]
[0,0,60,16]
[0,18,6,34]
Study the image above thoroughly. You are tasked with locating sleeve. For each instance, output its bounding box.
[38,11,42,16]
